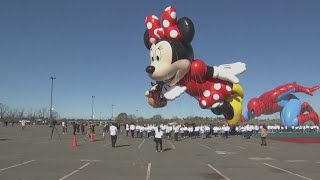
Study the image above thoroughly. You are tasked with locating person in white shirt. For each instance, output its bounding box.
[213,126,219,137]
[62,121,66,134]
[225,125,230,138]
[136,125,140,138]
[154,126,164,152]
[174,125,180,141]
[183,126,189,138]
[200,125,205,139]
[180,126,185,138]
[125,123,130,136]
[139,126,144,138]
[21,120,26,130]
[188,126,194,138]
[130,123,135,138]
[165,125,171,139]
[235,126,239,136]
[147,125,152,138]
[245,124,251,139]
[204,125,210,138]
[240,126,246,137]
[109,123,118,148]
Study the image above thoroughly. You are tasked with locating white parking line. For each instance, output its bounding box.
[287,160,307,163]
[138,139,146,149]
[263,163,312,180]
[248,157,275,161]
[198,143,212,149]
[0,160,35,172]
[167,140,176,150]
[80,159,101,162]
[58,163,90,180]
[235,146,246,149]
[146,163,151,180]
[207,164,231,180]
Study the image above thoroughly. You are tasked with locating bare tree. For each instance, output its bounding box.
[7,108,19,119]
[37,108,48,120]
[17,108,25,119]
[26,108,37,121]
[51,110,60,120]
[0,103,9,121]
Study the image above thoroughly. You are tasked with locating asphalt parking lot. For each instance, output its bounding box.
[0,125,319,180]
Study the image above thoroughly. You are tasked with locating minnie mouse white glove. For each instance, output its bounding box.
[162,84,187,101]
[213,62,246,84]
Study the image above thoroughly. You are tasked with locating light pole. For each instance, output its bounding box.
[91,96,95,120]
[49,76,61,140]
[49,76,56,121]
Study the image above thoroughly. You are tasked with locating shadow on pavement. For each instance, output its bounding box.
[115,144,131,148]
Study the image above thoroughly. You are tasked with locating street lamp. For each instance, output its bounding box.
[49,76,56,121]
[91,96,95,120]
[49,76,61,140]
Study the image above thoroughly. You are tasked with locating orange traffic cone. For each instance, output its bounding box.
[90,132,94,142]
[72,135,77,147]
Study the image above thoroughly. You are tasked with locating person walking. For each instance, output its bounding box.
[76,122,80,134]
[125,123,130,136]
[72,122,77,135]
[92,122,96,135]
[21,120,26,130]
[62,121,66,134]
[261,124,268,146]
[85,122,92,141]
[154,126,164,152]
[109,123,118,148]
[174,125,179,141]
[130,123,135,138]
[81,123,85,134]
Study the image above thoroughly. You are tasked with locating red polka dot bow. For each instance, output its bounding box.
[145,6,181,44]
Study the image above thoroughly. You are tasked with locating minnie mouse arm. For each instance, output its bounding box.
[206,62,246,84]
[189,60,208,78]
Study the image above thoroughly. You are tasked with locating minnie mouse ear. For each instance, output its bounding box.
[144,30,151,50]
[177,17,195,45]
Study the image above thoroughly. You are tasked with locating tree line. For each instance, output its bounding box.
[0,103,59,122]
[0,103,284,126]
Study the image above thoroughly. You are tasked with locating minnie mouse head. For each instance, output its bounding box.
[144,6,195,86]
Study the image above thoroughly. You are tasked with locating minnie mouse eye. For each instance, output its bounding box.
[156,49,161,61]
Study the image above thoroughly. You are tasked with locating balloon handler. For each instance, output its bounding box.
[143,6,246,126]
[241,82,320,126]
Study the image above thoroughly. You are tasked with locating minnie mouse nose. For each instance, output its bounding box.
[146,66,155,74]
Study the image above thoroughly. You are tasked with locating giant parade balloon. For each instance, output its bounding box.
[143,6,246,126]
[241,82,320,126]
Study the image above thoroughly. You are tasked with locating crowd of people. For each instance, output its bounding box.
[122,123,320,140]
[2,120,319,149]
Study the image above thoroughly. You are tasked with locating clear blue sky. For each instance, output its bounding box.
[1,0,319,119]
